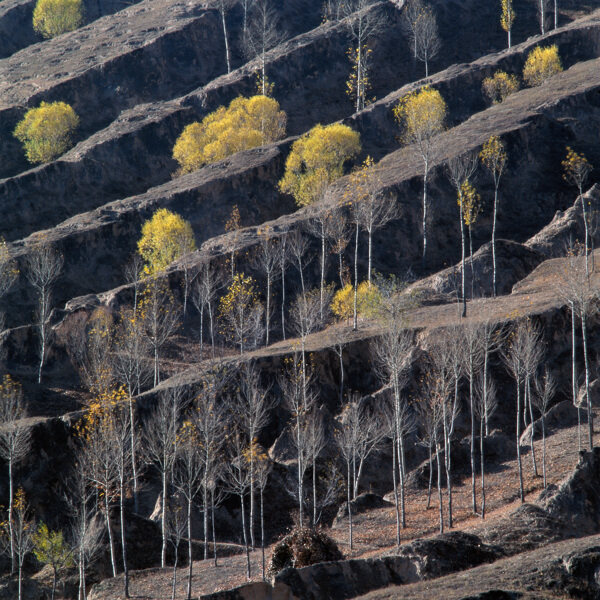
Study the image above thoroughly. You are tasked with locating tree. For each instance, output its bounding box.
[123,253,145,313]
[137,208,196,277]
[173,96,286,174]
[482,71,520,104]
[325,207,352,287]
[0,376,30,575]
[558,249,597,450]
[523,45,562,87]
[562,147,593,275]
[278,123,361,208]
[532,0,550,34]
[191,261,223,358]
[166,504,186,600]
[0,239,18,323]
[501,0,515,48]
[461,179,482,299]
[534,367,555,489]
[139,280,180,387]
[243,0,283,95]
[33,0,82,38]
[225,206,242,281]
[235,364,272,550]
[480,135,508,297]
[252,226,282,345]
[255,447,271,580]
[401,0,424,59]
[414,4,441,77]
[144,388,183,569]
[287,229,311,296]
[6,488,34,600]
[26,238,63,383]
[342,0,385,112]
[218,273,264,354]
[393,86,446,267]
[208,0,237,73]
[14,101,79,164]
[446,151,478,317]
[331,281,380,323]
[474,375,497,519]
[32,523,73,600]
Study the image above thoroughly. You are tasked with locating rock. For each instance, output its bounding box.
[334,493,394,524]
[520,399,584,447]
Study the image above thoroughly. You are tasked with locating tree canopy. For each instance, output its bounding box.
[33,0,83,39]
[137,209,196,276]
[523,45,562,87]
[278,123,361,207]
[172,95,287,175]
[14,101,79,164]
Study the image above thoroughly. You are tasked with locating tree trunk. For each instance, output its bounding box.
[220,9,231,73]
[347,460,353,550]
[367,228,373,285]
[422,160,429,269]
[208,302,215,359]
[281,238,287,340]
[353,221,359,330]
[508,29,511,48]
[250,458,255,549]
[129,395,139,514]
[436,440,443,534]
[541,414,547,488]
[526,376,538,476]
[469,358,477,515]
[338,251,344,288]
[51,568,57,600]
[312,452,317,526]
[492,185,499,297]
[203,480,208,560]
[426,440,433,509]
[443,403,453,528]
[187,495,193,600]
[480,414,486,519]
[161,470,167,568]
[8,456,14,574]
[105,493,117,577]
[199,305,204,360]
[171,547,178,600]
[260,486,265,581]
[320,222,325,321]
[240,493,251,580]
[469,224,475,300]
[581,188,590,277]
[582,313,593,450]
[356,44,362,113]
[18,562,22,600]
[266,273,271,346]
[120,475,129,598]
[516,382,524,502]
[212,489,218,567]
[459,199,466,317]
[391,433,400,546]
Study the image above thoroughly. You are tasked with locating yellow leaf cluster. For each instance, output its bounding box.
[480,135,507,175]
[393,86,446,145]
[33,0,83,39]
[482,70,520,104]
[76,386,129,440]
[459,180,482,227]
[218,273,260,341]
[172,95,287,175]
[137,208,196,276]
[500,0,515,33]
[278,123,361,207]
[331,281,382,322]
[0,374,22,401]
[523,45,562,87]
[14,101,79,164]
[562,146,592,189]
[346,45,374,108]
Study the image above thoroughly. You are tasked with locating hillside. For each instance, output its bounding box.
[0,0,599,598]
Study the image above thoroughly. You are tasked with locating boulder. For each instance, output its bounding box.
[333,493,394,525]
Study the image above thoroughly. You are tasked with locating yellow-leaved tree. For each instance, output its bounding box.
[137,208,196,276]
[278,122,361,207]
[500,0,515,48]
[172,95,286,175]
[459,179,482,300]
[14,101,79,164]
[331,281,381,323]
[33,0,83,39]
[523,45,562,87]
[482,70,519,104]
[393,85,446,267]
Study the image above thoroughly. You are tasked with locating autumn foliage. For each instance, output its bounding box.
[331,281,381,322]
[279,123,361,207]
[172,95,287,175]
[137,208,196,275]
[482,71,520,104]
[393,86,446,145]
[523,45,563,87]
[14,101,79,164]
[33,0,83,39]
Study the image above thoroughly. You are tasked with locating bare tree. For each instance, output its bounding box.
[322,0,346,21]
[167,502,187,600]
[0,376,30,574]
[532,0,551,34]
[255,450,271,581]
[123,253,144,313]
[235,364,272,550]
[278,230,291,340]
[145,387,183,568]
[343,0,385,112]
[534,367,556,489]
[306,208,333,322]
[26,239,63,383]
[325,207,352,288]
[558,249,597,450]
[243,0,283,94]
[474,375,497,519]
[287,229,311,296]
[140,280,180,387]
[401,0,424,60]
[446,152,478,317]
[192,261,222,359]
[209,0,238,73]
[414,4,441,77]
[252,228,282,346]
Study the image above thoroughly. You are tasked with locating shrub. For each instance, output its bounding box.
[14,101,79,164]
[331,281,382,322]
[482,70,520,104]
[33,0,83,39]
[268,527,343,577]
[172,95,286,175]
[137,208,196,275]
[523,45,562,87]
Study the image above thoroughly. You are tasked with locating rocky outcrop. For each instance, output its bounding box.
[334,493,394,524]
